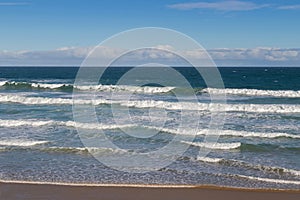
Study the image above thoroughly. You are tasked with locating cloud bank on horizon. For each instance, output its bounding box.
[168,1,300,11]
[0,0,299,66]
[168,1,268,11]
[1,46,299,66]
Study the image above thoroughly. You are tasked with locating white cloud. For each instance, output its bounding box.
[177,47,300,65]
[1,46,300,66]
[277,5,300,10]
[168,1,269,11]
[206,47,300,65]
[154,45,175,51]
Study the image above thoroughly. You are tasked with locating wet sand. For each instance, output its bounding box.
[0,181,299,200]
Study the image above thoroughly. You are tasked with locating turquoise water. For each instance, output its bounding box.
[0,67,299,189]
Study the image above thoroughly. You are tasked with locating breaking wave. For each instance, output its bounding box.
[203,88,300,98]
[142,126,300,139]
[0,119,134,130]
[41,146,128,155]
[197,129,300,139]
[0,93,109,105]
[196,156,300,177]
[1,93,300,113]
[0,119,56,127]
[3,81,300,98]
[236,175,300,185]
[0,139,48,147]
[1,119,299,140]
[0,81,174,94]
[181,141,241,150]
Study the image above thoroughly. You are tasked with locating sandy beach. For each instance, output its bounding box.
[1,0,300,199]
[1,181,299,200]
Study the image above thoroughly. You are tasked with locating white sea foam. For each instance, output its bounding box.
[32,83,175,94]
[1,119,299,140]
[0,80,175,94]
[196,156,223,163]
[0,81,7,86]
[0,140,48,147]
[45,146,128,154]
[0,180,195,188]
[182,141,241,150]
[0,119,55,127]
[119,100,198,110]
[284,169,300,177]
[236,161,300,177]
[197,129,300,139]
[31,83,69,89]
[2,80,300,97]
[143,126,300,139]
[210,103,300,113]
[196,157,300,177]
[142,126,183,135]
[1,93,300,113]
[75,85,175,94]
[0,94,109,105]
[64,121,135,130]
[236,174,300,185]
[0,94,72,105]
[203,88,300,98]
[0,119,135,130]
[119,99,300,113]
[48,147,88,151]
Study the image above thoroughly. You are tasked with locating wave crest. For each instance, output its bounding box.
[0,139,48,147]
[196,156,300,177]
[1,93,300,113]
[0,81,174,94]
[203,88,300,98]
[182,141,241,150]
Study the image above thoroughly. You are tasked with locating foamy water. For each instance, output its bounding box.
[0,67,300,190]
[203,88,300,98]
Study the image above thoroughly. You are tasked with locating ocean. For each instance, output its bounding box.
[0,67,299,190]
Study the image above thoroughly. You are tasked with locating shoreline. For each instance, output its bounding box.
[1,180,300,200]
[1,179,300,192]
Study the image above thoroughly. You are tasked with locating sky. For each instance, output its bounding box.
[0,0,300,66]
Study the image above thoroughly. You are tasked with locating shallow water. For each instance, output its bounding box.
[0,67,299,189]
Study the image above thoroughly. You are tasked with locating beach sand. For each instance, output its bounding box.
[0,181,299,200]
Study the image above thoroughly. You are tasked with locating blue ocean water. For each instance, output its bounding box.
[0,67,299,189]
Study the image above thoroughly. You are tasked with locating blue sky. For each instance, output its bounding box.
[1,0,300,66]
